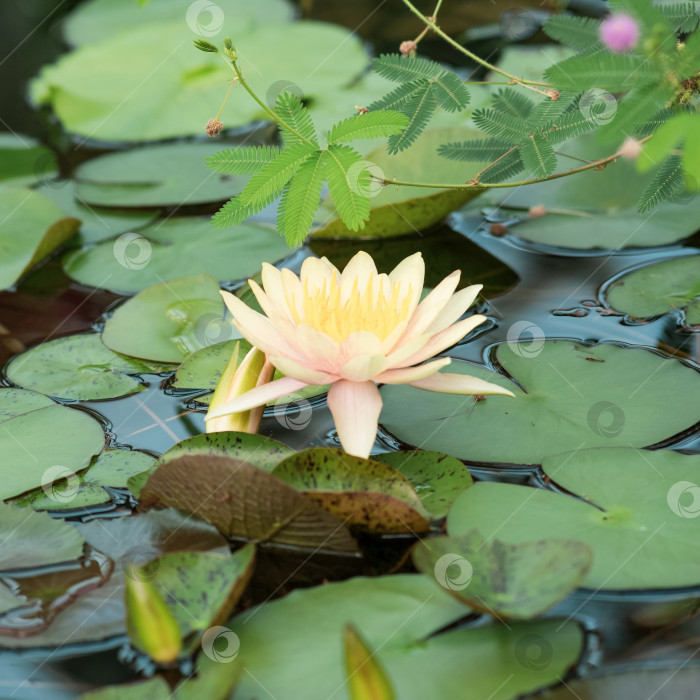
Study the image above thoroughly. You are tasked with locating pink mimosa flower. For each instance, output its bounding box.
[208,251,514,458]
[599,14,640,53]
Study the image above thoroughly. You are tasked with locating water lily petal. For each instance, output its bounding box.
[270,355,338,385]
[220,291,304,361]
[399,315,487,367]
[389,252,424,315]
[410,372,515,397]
[292,324,342,373]
[281,267,305,320]
[206,375,310,419]
[340,251,377,304]
[300,256,337,293]
[340,330,383,363]
[426,284,483,334]
[385,332,431,367]
[339,354,389,382]
[375,357,451,384]
[327,380,382,458]
[260,263,294,320]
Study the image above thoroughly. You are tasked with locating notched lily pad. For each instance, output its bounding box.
[381,340,700,466]
[0,133,57,187]
[272,448,431,534]
[413,530,592,618]
[102,273,234,363]
[5,333,162,400]
[605,255,700,325]
[447,448,700,590]
[140,455,358,553]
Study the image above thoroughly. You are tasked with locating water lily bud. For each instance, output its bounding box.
[529,204,547,218]
[599,14,640,53]
[344,624,395,700]
[619,136,643,160]
[206,118,223,137]
[206,342,274,434]
[125,574,182,665]
[399,40,418,57]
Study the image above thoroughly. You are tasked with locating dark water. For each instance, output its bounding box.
[1,1,700,697]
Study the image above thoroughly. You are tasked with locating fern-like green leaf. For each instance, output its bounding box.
[275,92,319,147]
[519,133,557,179]
[545,53,657,90]
[526,91,580,129]
[369,80,425,112]
[636,106,684,138]
[211,197,264,229]
[327,111,409,144]
[609,0,669,33]
[438,138,513,162]
[479,151,525,183]
[659,2,700,32]
[638,155,685,212]
[597,84,672,144]
[542,14,602,51]
[205,145,280,175]
[472,108,529,143]
[546,109,598,144]
[372,54,443,83]
[431,71,470,112]
[387,83,438,154]
[277,151,326,246]
[325,144,371,231]
[492,88,533,120]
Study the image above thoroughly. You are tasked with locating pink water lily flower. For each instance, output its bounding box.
[209,251,514,458]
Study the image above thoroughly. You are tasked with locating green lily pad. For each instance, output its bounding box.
[39,183,159,244]
[102,273,234,362]
[140,454,358,552]
[0,388,55,421]
[139,545,255,640]
[63,217,293,293]
[216,574,584,700]
[447,448,700,590]
[0,395,105,500]
[4,333,161,400]
[0,505,84,570]
[271,448,431,534]
[310,224,519,297]
[605,255,700,324]
[380,340,700,466]
[413,530,593,618]
[10,448,156,511]
[313,128,485,239]
[74,143,247,208]
[0,585,24,615]
[32,20,368,143]
[0,187,80,290]
[377,451,473,519]
[0,133,57,187]
[63,0,294,47]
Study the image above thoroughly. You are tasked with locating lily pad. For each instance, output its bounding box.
[0,133,57,187]
[4,333,161,400]
[313,128,486,239]
[216,574,584,700]
[140,454,358,552]
[447,448,700,590]
[32,20,368,143]
[10,448,156,511]
[310,224,519,297]
[377,451,473,519]
[0,388,55,421]
[271,448,431,534]
[0,394,105,500]
[63,0,294,47]
[605,255,700,324]
[102,273,234,362]
[64,217,292,293]
[74,143,247,208]
[39,183,159,244]
[413,530,593,618]
[0,187,80,290]
[380,340,700,466]
[0,505,84,570]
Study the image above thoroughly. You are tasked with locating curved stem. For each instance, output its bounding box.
[399,0,552,87]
